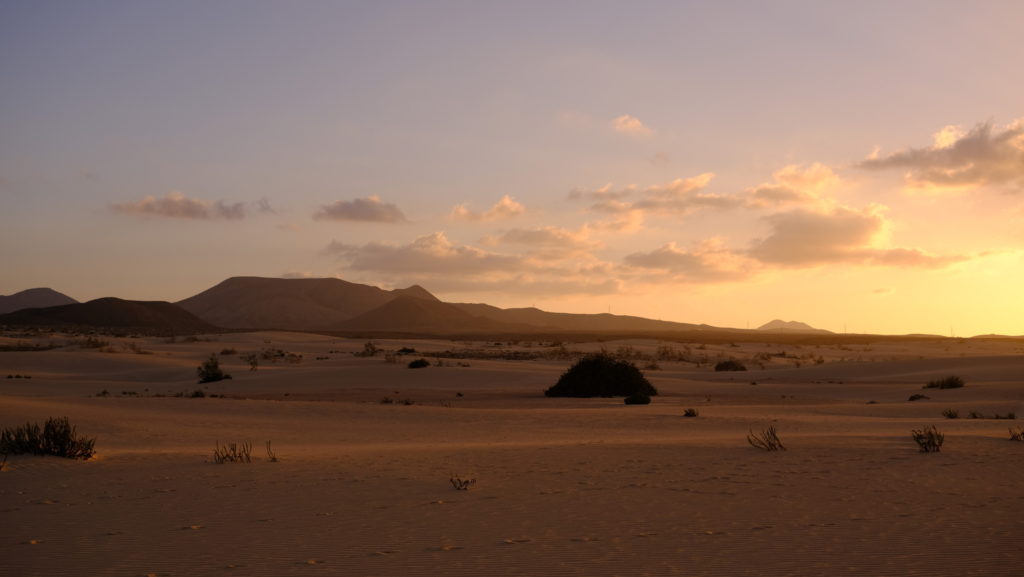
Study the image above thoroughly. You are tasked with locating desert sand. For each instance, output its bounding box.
[2,331,1022,576]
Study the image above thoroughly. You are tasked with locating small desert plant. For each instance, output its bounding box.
[0,417,95,459]
[924,375,964,389]
[714,359,747,372]
[1008,427,1024,442]
[265,440,278,462]
[908,393,930,402]
[379,397,395,404]
[623,393,651,405]
[941,408,959,419]
[197,354,231,384]
[355,341,380,357]
[683,408,700,417]
[450,473,476,490]
[241,353,259,371]
[212,441,252,464]
[911,425,944,452]
[747,426,786,451]
[190,389,206,398]
[408,358,430,369]
[968,411,983,419]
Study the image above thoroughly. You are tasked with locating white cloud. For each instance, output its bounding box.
[450,195,526,221]
[313,196,407,223]
[611,114,653,136]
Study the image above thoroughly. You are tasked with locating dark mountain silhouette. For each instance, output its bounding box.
[451,303,709,333]
[0,288,78,314]
[176,277,439,330]
[757,319,832,334]
[341,296,516,333]
[0,297,218,335]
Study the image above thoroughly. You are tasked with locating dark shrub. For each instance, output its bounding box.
[683,408,700,417]
[924,375,965,389]
[714,359,747,372]
[545,352,657,398]
[624,393,651,405]
[0,417,95,459]
[197,354,231,384]
[408,358,430,369]
[908,393,929,401]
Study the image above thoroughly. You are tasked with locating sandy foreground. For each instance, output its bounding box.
[1,331,1022,577]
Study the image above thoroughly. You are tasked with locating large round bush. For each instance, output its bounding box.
[545,353,657,398]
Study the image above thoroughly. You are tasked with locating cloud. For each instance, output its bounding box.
[573,173,734,218]
[450,195,525,221]
[857,119,1024,191]
[110,192,264,220]
[747,206,964,268]
[323,232,518,275]
[322,231,622,297]
[313,196,407,223]
[746,163,839,209]
[624,238,755,282]
[611,114,653,136]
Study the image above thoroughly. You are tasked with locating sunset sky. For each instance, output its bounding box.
[2,1,1022,336]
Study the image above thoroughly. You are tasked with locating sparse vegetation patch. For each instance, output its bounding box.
[0,417,95,460]
[714,359,747,372]
[747,426,785,451]
[197,354,231,384]
[683,408,699,417]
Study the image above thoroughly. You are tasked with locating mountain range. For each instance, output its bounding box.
[0,277,830,337]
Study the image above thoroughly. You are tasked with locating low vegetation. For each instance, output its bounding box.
[1009,427,1024,442]
[714,359,747,372]
[683,408,700,417]
[941,408,959,419]
[197,354,231,384]
[908,393,929,401]
[747,426,785,451]
[545,352,656,398]
[924,375,965,389]
[212,441,252,464]
[911,425,944,452]
[450,473,476,490]
[408,358,430,369]
[0,417,95,460]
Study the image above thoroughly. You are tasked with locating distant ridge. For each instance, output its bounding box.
[342,296,514,333]
[757,319,832,334]
[176,277,440,331]
[0,288,78,314]
[0,297,219,335]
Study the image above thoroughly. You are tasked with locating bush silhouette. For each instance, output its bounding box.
[408,358,430,369]
[714,359,747,372]
[924,375,965,389]
[545,353,657,398]
[197,354,231,384]
[0,417,95,459]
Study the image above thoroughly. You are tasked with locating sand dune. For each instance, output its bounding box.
[1,332,1022,576]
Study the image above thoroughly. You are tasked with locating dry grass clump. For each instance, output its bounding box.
[911,425,944,453]
[747,426,785,451]
[924,375,964,389]
[212,441,252,464]
[450,473,476,490]
[941,408,959,419]
[1007,427,1024,442]
[0,417,95,460]
[683,408,700,417]
[714,359,747,372]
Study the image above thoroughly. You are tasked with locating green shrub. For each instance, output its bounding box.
[197,354,231,384]
[0,417,95,459]
[924,375,965,389]
[545,352,657,398]
[714,359,747,372]
[408,358,430,369]
[623,393,651,405]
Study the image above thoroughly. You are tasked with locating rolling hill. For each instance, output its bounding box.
[0,297,219,335]
[0,288,78,314]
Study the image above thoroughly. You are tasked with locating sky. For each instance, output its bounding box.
[2,0,1023,336]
